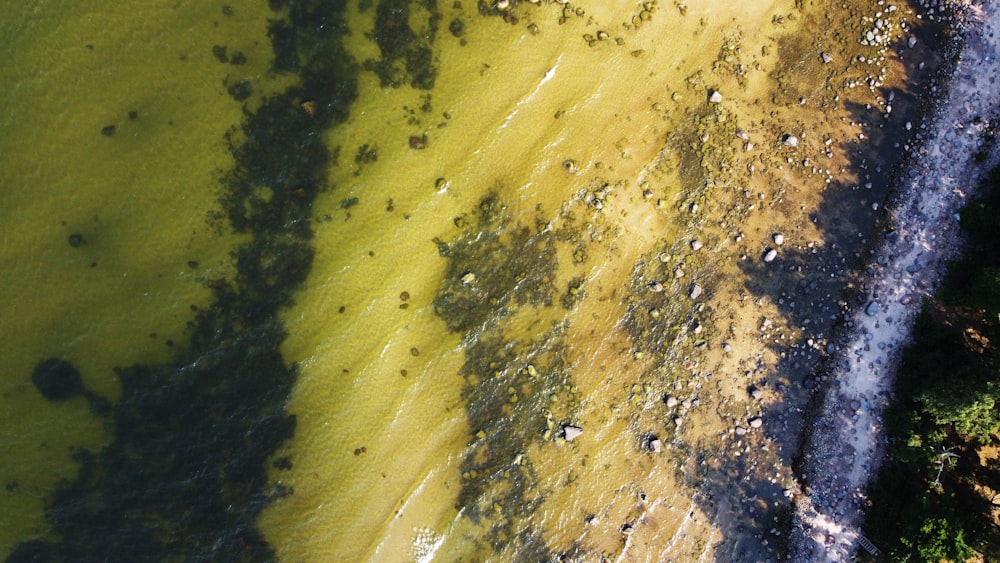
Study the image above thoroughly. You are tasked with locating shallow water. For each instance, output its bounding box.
[0,0,942,561]
[0,0,284,553]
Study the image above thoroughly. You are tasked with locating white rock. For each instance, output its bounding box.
[563,425,583,441]
[782,134,799,148]
[690,284,703,299]
[749,416,763,429]
[773,233,785,246]
[708,89,723,103]
[649,438,662,453]
[763,248,778,262]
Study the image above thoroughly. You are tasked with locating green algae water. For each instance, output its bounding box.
[0,0,937,560]
[0,1,309,559]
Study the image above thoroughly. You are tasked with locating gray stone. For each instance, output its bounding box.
[690,284,703,299]
[865,301,879,316]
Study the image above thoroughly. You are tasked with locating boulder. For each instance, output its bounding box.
[708,89,723,103]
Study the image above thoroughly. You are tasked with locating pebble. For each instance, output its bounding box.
[782,134,799,148]
[773,233,784,246]
[749,416,763,429]
[763,248,778,262]
[865,301,879,316]
[708,89,723,103]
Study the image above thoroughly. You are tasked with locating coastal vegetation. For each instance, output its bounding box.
[864,166,1000,561]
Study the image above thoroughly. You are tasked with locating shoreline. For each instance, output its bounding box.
[788,1,1000,560]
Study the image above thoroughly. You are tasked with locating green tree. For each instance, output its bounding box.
[899,516,976,562]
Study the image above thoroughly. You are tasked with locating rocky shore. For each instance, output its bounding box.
[788,1,1000,560]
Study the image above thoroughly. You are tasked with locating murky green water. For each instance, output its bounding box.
[0,1,292,558]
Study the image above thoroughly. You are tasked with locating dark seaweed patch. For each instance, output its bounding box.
[31,359,83,401]
[433,195,557,333]
[365,0,440,89]
[227,78,254,101]
[432,194,581,559]
[10,1,358,561]
[212,44,229,63]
